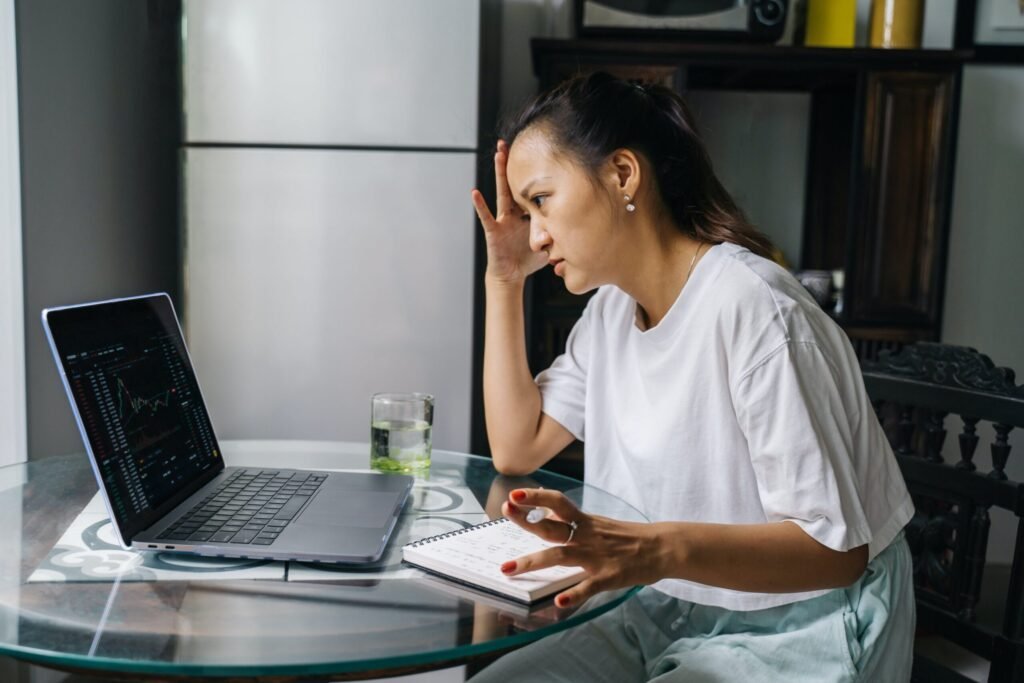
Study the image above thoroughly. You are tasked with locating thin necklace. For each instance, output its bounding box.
[640,242,707,330]
[684,241,706,288]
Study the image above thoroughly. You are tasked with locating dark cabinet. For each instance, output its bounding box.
[851,71,956,329]
[528,40,967,372]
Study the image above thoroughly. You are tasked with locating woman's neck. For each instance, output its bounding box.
[621,229,705,331]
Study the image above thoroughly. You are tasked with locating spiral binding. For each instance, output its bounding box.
[406,517,508,548]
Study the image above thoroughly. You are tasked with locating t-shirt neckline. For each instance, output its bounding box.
[630,242,730,341]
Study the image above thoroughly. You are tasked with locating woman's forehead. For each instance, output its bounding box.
[508,128,554,164]
[507,128,575,186]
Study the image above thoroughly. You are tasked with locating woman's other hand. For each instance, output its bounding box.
[500,488,665,609]
[471,140,549,284]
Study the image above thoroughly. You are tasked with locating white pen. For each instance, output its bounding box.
[526,505,554,523]
[516,486,553,523]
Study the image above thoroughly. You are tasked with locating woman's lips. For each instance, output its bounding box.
[551,259,565,277]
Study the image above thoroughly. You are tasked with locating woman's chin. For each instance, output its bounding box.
[562,274,595,296]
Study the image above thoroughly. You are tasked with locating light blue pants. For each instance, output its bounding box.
[471,532,914,682]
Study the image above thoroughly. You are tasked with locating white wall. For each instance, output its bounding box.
[0,0,26,468]
[0,0,26,669]
[943,65,1024,564]
[956,4,1024,377]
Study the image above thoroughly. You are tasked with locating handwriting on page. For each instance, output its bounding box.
[420,522,579,586]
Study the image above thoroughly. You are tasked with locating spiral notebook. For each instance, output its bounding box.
[401,517,586,604]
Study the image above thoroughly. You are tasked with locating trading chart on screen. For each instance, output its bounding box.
[60,312,220,524]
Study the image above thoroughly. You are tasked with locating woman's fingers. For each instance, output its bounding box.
[494,139,517,217]
[503,501,578,544]
[508,488,581,523]
[500,545,576,577]
[554,577,606,608]
[470,189,496,230]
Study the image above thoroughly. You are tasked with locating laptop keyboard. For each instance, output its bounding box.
[159,469,327,546]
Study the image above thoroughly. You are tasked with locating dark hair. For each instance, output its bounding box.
[499,71,774,260]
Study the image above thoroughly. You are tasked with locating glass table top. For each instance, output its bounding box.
[0,440,646,680]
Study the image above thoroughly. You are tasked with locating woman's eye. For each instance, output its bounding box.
[531,195,546,208]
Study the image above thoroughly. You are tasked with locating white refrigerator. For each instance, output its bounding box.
[182,0,480,452]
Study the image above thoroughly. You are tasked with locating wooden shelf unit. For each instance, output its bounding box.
[527,38,970,377]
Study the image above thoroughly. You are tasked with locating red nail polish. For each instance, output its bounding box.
[507,502,519,513]
[501,561,516,573]
[556,595,570,607]
[511,490,526,502]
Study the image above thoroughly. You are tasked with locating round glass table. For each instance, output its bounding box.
[0,440,646,680]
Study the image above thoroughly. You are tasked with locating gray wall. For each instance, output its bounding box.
[686,91,810,267]
[17,0,181,460]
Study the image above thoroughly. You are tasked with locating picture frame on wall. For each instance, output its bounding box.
[988,0,1024,30]
[956,0,1024,62]
[572,0,791,44]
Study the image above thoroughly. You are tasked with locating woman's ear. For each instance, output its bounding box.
[607,148,642,200]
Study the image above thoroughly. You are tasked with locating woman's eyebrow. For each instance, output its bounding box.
[519,177,552,199]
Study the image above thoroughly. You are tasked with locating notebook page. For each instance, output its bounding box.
[406,519,582,596]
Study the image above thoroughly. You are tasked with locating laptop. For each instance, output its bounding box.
[42,293,413,563]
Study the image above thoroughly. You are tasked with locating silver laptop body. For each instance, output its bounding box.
[42,293,413,563]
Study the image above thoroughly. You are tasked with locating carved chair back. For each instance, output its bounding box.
[862,342,1024,683]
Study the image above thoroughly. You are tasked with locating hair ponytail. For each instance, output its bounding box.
[499,72,775,260]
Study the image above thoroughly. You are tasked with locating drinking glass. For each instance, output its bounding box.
[370,393,433,473]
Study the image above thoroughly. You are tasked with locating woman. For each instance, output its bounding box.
[468,72,915,682]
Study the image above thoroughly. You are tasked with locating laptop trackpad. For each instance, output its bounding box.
[296,489,398,528]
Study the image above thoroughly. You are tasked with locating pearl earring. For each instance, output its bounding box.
[624,194,636,213]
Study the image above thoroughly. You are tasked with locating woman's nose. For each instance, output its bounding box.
[529,222,551,253]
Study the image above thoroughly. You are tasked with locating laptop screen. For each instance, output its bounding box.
[44,294,224,542]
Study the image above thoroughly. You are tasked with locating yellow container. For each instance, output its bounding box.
[805,0,857,48]
[869,0,925,49]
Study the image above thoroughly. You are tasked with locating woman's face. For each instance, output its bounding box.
[505,127,623,294]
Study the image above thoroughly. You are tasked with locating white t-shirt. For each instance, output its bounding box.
[536,242,914,611]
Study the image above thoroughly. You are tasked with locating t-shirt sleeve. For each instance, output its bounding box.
[732,340,873,552]
[534,304,592,442]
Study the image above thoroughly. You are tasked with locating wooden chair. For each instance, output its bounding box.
[862,342,1024,682]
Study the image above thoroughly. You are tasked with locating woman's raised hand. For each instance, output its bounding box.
[500,488,665,609]
[471,140,550,284]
